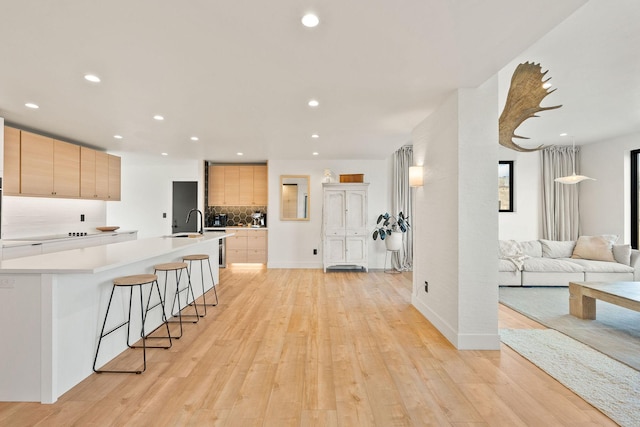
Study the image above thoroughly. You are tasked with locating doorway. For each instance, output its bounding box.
[172,181,198,234]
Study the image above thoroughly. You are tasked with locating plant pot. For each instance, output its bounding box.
[384,232,403,251]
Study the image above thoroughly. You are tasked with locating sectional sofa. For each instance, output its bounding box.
[499,235,640,287]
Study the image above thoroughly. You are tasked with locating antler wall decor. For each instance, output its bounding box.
[499,62,562,152]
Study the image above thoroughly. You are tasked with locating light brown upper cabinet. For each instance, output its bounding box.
[238,166,254,205]
[108,154,121,200]
[4,126,121,201]
[80,148,120,201]
[224,166,240,205]
[20,131,80,198]
[3,126,21,195]
[81,148,105,199]
[208,164,268,206]
[253,166,268,205]
[208,165,225,205]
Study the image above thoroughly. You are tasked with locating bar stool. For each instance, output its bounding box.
[183,254,219,317]
[155,262,199,339]
[93,273,171,374]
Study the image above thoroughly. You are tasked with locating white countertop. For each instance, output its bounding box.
[2,230,138,248]
[0,233,233,274]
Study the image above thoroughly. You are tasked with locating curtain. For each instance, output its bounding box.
[392,145,414,270]
[541,146,581,240]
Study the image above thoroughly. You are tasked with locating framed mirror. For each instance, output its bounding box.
[280,175,310,221]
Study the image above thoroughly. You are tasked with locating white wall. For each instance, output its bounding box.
[106,152,204,239]
[267,159,390,269]
[580,131,640,243]
[411,78,499,350]
[498,146,542,240]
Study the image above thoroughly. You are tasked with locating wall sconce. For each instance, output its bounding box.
[409,166,424,187]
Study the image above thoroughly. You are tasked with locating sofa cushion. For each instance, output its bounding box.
[499,240,527,270]
[520,240,542,258]
[540,239,576,258]
[499,240,521,257]
[523,257,584,272]
[613,244,631,266]
[571,235,618,262]
[499,259,519,272]
[560,258,634,273]
[498,270,522,286]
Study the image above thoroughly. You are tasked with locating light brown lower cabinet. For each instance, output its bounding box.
[226,229,267,264]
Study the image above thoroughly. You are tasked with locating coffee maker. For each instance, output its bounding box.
[251,212,264,228]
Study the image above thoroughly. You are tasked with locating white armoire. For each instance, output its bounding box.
[322,183,369,272]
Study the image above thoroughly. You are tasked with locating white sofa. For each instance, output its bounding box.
[499,236,640,287]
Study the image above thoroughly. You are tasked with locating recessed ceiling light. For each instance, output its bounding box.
[25,103,39,109]
[84,74,101,83]
[311,134,319,139]
[312,152,319,156]
[153,115,164,121]
[560,132,568,136]
[190,136,199,141]
[113,135,123,139]
[308,99,319,107]
[161,152,168,156]
[237,152,244,156]
[301,13,319,28]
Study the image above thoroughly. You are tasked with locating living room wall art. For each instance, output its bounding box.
[499,161,514,212]
[499,62,562,152]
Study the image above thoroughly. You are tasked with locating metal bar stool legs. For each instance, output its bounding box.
[93,274,170,374]
[155,262,199,339]
[183,254,219,317]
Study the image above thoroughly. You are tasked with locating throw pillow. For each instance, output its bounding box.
[520,240,543,257]
[571,235,618,262]
[540,239,576,258]
[613,244,631,266]
[499,240,522,258]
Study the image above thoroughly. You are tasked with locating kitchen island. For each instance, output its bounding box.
[0,232,232,403]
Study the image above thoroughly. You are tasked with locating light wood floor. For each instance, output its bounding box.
[0,267,615,426]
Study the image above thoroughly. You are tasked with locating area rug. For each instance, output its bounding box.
[501,329,640,427]
[499,286,640,371]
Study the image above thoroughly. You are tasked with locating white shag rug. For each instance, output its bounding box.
[501,329,640,427]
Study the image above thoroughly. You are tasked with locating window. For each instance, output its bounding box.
[631,150,640,248]
[499,161,514,212]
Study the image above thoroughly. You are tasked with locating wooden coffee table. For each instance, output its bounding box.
[569,281,640,319]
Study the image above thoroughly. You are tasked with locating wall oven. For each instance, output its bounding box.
[205,229,226,268]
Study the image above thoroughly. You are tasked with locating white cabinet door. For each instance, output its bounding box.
[345,236,367,264]
[100,232,138,245]
[324,190,345,234]
[41,239,87,254]
[2,244,43,260]
[345,191,367,230]
[325,235,346,264]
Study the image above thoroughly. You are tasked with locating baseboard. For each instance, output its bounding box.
[266,262,324,269]
[411,295,500,350]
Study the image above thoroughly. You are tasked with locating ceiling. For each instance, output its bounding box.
[1,1,633,163]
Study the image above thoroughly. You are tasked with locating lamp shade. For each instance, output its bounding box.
[409,166,424,187]
[554,135,595,184]
[554,174,595,184]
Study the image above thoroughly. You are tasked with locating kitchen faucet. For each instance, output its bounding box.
[186,208,204,234]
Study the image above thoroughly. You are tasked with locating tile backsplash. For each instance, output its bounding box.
[206,206,267,227]
[2,196,107,239]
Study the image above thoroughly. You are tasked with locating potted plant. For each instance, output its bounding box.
[372,212,410,251]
